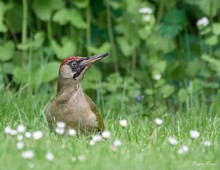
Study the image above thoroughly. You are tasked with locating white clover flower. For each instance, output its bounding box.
[56,127,65,135]
[139,7,152,14]
[46,152,54,161]
[68,129,76,136]
[9,129,17,136]
[190,130,200,139]
[155,118,163,125]
[203,140,211,147]
[16,141,24,150]
[89,140,95,146]
[17,134,23,141]
[153,74,161,80]
[32,131,43,140]
[168,137,178,145]
[56,121,66,129]
[4,126,11,134]
[25,132,32,138]
[17,124,26,133]
[102,130,111,139]
[113,139,122,147]
[197,17,209,26]
[119,119,128,127]
[92,134,102,142]
[22,150,34,159]
[78,155,86,161]
[178,145,189,154]
[143,15,151,22]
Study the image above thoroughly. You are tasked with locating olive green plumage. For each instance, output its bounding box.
[46,53,108,134]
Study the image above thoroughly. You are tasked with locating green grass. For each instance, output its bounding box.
[0,89,220,170]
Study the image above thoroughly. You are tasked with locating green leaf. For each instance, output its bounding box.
[117,37,137,56]
[152,60,167,74]
[51,37,76,60]
[0,41,15,61]
[185,0,220,17]
[69,9,87,29]
[212,23,220,35]
[83,67,102,90]
[37,62,60,83]
[31,32,45,49]
[160,84,175,98]
[88,42,111,55]
[32,0,64,21]
[74,0,89,8]
[138,25,152,40]
[53,8,86,29]
[163,9,186,25]
[2,62,14,74]
[6,3,22,33]
[53,9,70,25]
[178,89,188,102]
[0,1,13,32]
[160,24,183,38]
[13,67,28,83]
[205,35,218,46]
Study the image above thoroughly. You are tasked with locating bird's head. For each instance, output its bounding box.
[58,53,108,84]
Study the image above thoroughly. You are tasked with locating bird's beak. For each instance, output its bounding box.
[82,53,109,66]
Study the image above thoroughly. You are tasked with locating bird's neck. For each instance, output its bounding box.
[56,79,84,103]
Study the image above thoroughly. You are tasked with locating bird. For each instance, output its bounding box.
[46,53,108,134]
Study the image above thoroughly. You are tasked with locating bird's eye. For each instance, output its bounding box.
[71,61,77,67]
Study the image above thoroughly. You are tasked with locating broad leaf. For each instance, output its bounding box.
[0,41,15,61]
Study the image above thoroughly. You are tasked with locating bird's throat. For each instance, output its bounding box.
[57,79,82,103]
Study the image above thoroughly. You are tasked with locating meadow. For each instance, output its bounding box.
[1,0,220,169]
[0,89,219,170]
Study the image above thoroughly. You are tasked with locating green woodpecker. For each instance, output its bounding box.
[46,53,108,134]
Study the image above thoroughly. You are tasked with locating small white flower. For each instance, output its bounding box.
[92,135,102,142]
[17,124,26,133]
[71,157,77,162]
[102,130,111,139]
[25,132,32,138]
[139,7,152,14]
[56,127,65,135]
[16,141,24,150]
[22,150,34,159]
[168,137,178,145]
[78,155,86,161]
[178,145,189,154]
[155,118,163,125]
[17,134,23,141]
[143,15,151,22]
[68,129,76,136]
[113,139,122,147]
[203,140,211,147]
[4,126,11,134]
[9,129,17,136]
[56,121,66,129]
[46,152,54,161]
[119,119,128,127]
[197,17,209,26]
[190,130,200,139]
[89,140,95,146]
[153,74,161,80]
[32,131,43,140]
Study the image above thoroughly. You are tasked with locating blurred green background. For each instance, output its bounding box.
[1,0,220,113]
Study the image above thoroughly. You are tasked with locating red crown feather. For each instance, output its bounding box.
[60,56,80,68]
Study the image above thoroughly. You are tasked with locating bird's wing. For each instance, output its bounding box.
[85,94,105,131]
